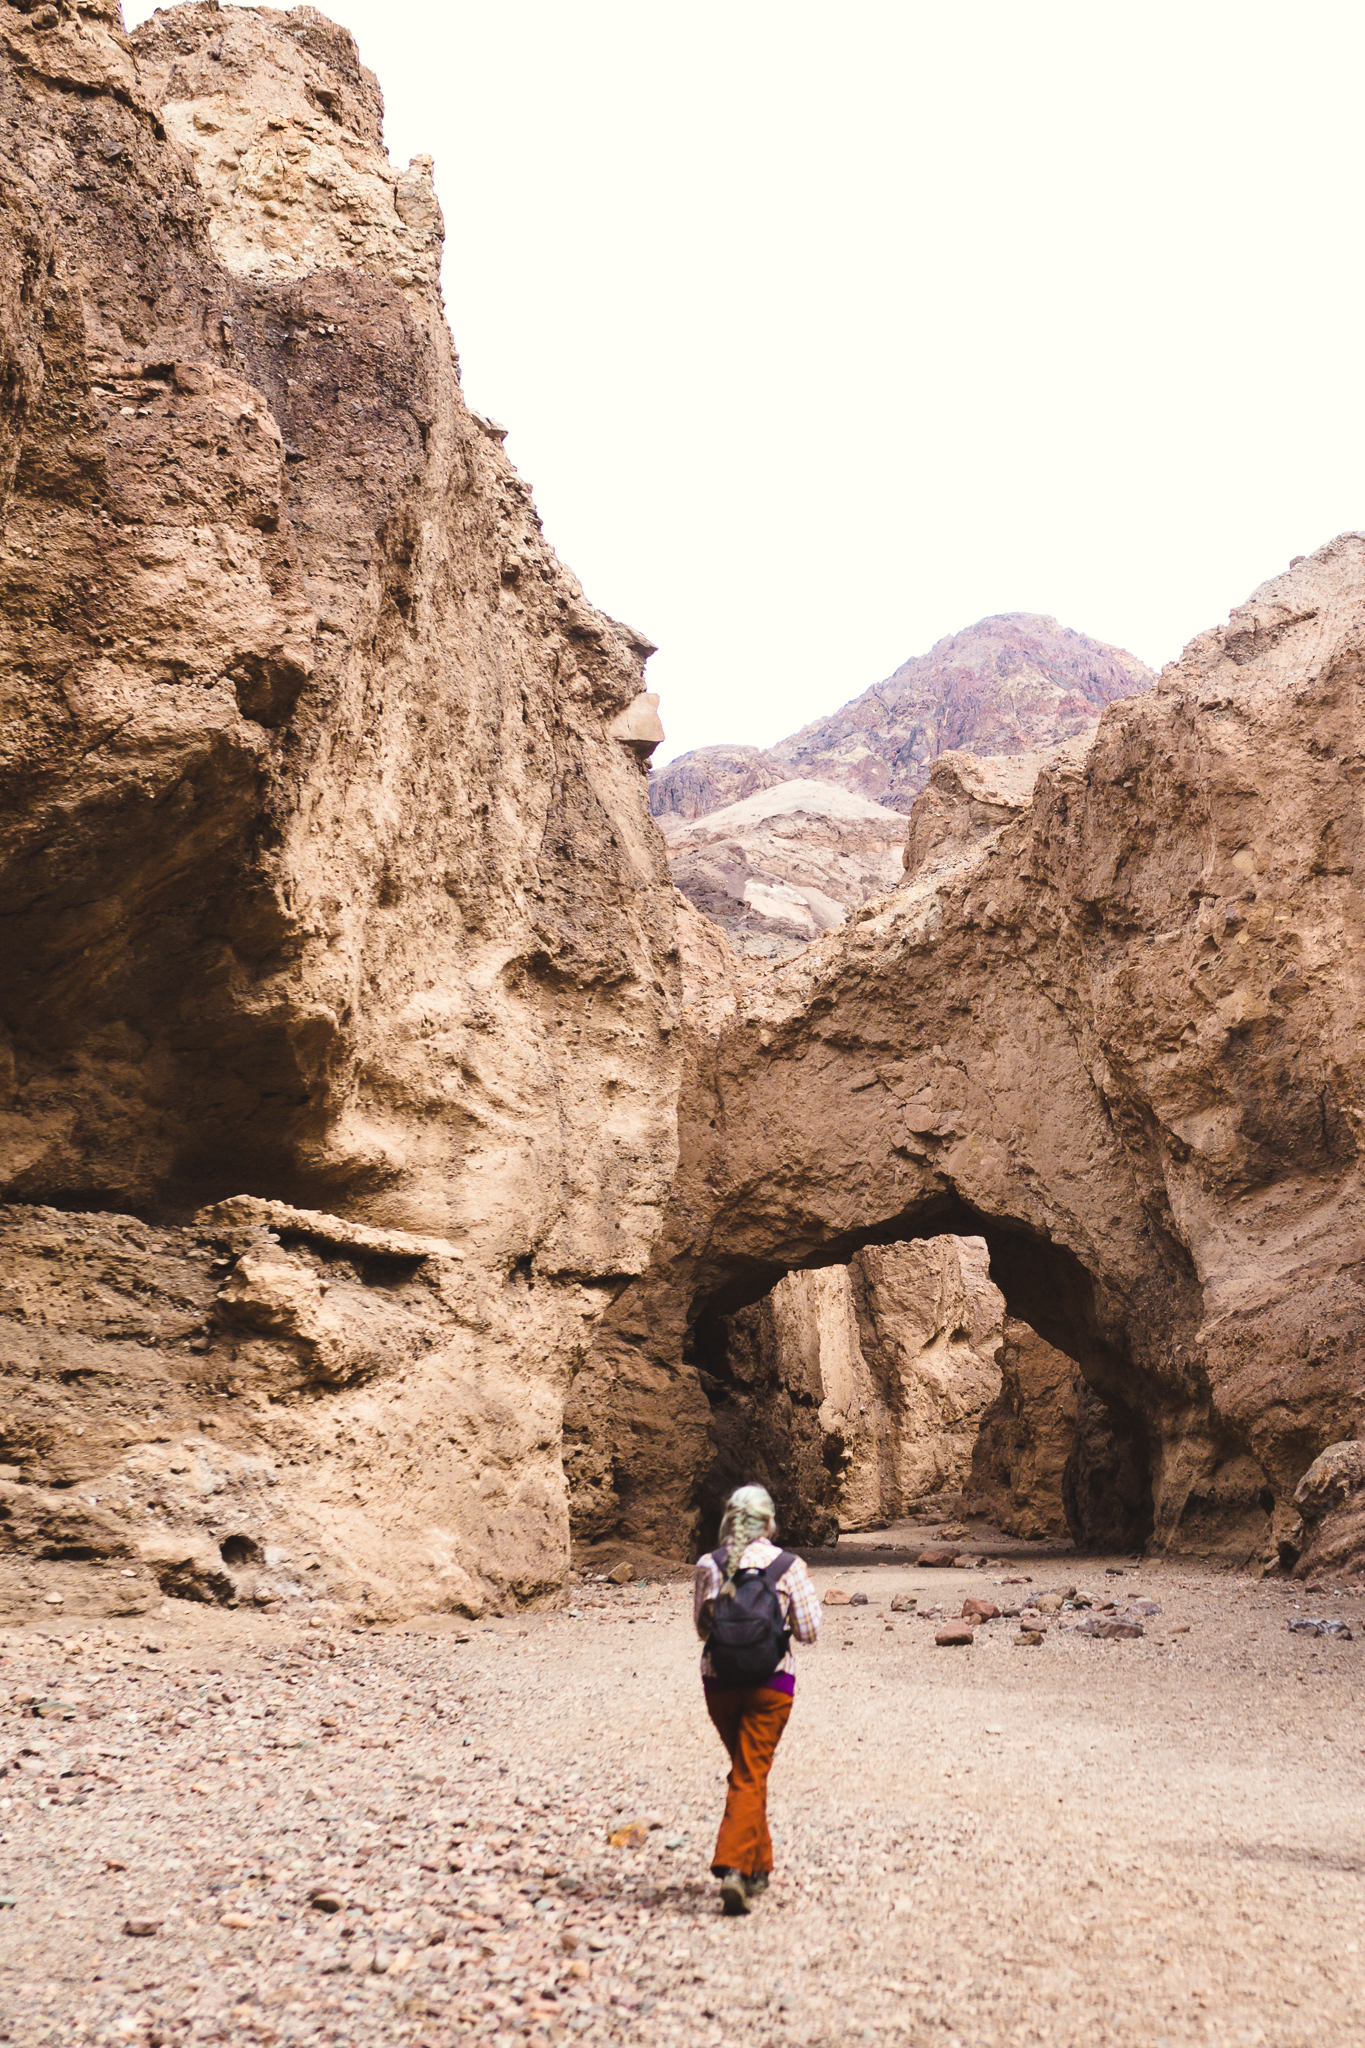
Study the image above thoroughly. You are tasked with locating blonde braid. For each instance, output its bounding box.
[716,1484,777,1600]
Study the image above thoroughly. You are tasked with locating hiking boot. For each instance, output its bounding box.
[744,1872,769,1898]
[718,1869,750,1916]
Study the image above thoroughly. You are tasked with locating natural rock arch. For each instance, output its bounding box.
[576,536,1365,1575]
[683,1201,1155,1554]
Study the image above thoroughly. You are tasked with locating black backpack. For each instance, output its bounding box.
[706,1548,795,1685]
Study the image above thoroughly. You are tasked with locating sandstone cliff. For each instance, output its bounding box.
[650,613,1153,822]
[587,536,1365,1575]
[658,778,908,960]
[8,5,1365,1611]
[0,3,678,1618]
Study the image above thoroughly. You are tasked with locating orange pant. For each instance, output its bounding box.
[705,1684,794,1877]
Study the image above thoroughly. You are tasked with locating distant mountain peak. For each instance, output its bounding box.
[651,613,1152,822]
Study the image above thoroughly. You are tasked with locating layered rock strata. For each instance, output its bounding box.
[588,537,1365,1573]
[0,4,678,1614]
[658,777,909,960]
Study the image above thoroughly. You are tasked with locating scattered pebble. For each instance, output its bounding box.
[0,1556,1362,2045]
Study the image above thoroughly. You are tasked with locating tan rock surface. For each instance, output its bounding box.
[1293,1440,1365,1579]
[659,776,909,960]
[564,900,740,1552]
[594,535,1365,1572]
[965,1315,1079,1539]
[0,4,679,1612]
[902,736,1092,881]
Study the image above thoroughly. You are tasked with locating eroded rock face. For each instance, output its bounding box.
[591,536,1365,1571]
[0,1198,592,1616]
[902,740,1091,882]
[964,1317,1078,1540]
[0,3,679,1614]
[709,1238,1004,1545]
[1292,1441,1365,1578]
[563,900,734,1555]
[658,778,909,960]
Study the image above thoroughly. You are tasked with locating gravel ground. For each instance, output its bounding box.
[2,1552,1364,2048]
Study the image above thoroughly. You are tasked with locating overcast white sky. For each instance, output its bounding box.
[127,1,1365,763]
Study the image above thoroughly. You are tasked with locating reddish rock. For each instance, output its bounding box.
[960,1598,1000,1621]
[935,1624,975,1647]
[651,614,1152,821]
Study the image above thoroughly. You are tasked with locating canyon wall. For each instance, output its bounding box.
[0,3,679,1618]
[7,7,1365,1606]
[963,1318,1077,1541]
[586,536,1365,1574]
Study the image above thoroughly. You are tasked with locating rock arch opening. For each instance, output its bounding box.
[685,1200,1155,1556]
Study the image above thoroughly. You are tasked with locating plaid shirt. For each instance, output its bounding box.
[694,1539,821,1683]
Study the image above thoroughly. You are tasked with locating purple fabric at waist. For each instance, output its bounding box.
[703,1671,795,1698]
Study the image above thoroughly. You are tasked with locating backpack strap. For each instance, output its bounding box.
[762,1549,795,1586]
[709,1546,794,1583]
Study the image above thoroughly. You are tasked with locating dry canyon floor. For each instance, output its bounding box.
[1,1552,1362,2048]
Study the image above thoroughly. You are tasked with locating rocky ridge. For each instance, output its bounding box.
[649,612,1154,822]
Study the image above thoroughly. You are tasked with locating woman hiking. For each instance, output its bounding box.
[694,1484,820,1915]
